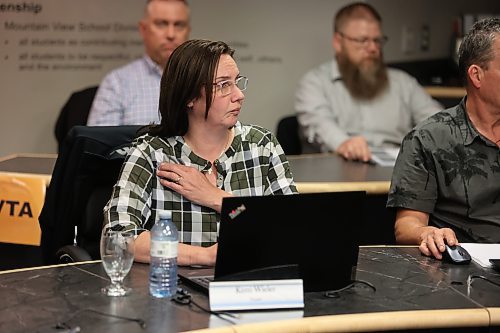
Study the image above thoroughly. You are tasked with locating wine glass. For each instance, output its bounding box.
[100,227,135,296]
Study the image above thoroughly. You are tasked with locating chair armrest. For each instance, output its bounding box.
[56,245,93,263]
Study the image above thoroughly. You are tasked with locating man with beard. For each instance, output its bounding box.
[87,0,191,126]
[295,2,441,161]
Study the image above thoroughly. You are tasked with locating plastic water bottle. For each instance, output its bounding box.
[149,210,179,298]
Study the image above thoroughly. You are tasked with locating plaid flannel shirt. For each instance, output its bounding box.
[104,122,297,247]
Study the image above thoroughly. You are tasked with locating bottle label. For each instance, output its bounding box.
[151,240,178,259]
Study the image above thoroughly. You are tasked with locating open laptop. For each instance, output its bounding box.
[178,191,365,292]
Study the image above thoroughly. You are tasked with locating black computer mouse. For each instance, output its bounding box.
[442,244,471,264]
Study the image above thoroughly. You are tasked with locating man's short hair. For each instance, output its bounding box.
[458,17,500,85]
[144,0,190,17]
[146,0,189,5]
[333,2,382,33]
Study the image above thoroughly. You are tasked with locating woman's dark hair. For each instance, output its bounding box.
[147,39,235,137]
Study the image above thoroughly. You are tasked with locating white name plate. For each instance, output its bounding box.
[209,279,304,311]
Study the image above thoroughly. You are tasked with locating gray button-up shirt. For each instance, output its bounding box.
[387,98,500,243]
[295,59,442,151]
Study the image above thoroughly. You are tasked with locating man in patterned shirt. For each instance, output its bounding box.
[387,18,500,259]
[87,0,190,126]
[104,40,297,266]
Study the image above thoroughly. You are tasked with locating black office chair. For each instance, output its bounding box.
[54,86,99,153]
[276,115,302,155]
[39,125,141,264]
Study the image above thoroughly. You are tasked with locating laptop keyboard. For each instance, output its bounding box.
[191,276,214,289]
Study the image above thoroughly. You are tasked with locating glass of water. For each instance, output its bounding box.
[100,227,135,296]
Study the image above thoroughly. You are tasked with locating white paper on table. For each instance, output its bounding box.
[460,243,500,268]
[370,147,400,167]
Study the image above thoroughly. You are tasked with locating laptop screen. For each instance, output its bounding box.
[214,191,365,292]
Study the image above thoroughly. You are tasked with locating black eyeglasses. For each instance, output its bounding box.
[338,32,388,48]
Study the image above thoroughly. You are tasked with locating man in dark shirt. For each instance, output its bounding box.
[387,18,500,259]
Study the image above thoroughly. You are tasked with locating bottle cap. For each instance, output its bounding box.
[158,210,172,220]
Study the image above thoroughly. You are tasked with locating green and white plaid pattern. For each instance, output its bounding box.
[104,122,297,247]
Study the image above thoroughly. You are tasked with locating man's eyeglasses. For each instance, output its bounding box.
[338,32,388,48]
[213,76,248,96]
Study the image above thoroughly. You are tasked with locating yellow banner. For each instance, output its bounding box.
[0,174,46,245]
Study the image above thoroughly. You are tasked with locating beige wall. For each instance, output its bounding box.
[0,0,498,156]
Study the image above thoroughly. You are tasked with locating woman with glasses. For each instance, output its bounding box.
[104,39,297,266]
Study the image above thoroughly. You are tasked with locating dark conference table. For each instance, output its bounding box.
[0,153,56,185]
[288,153,393,194]
[0,153,393,193]
[1,247,499,332]
[0,153,397,249]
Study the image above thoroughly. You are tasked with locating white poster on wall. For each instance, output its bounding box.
[0,0,144,156]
